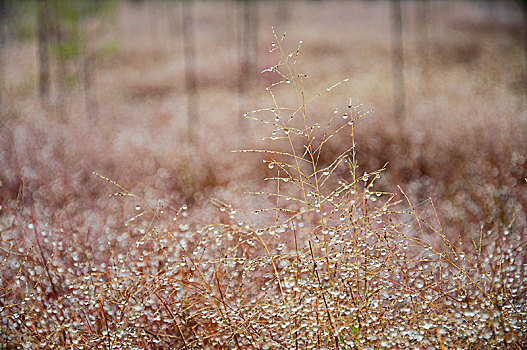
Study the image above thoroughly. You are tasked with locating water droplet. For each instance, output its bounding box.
[342,113,349,119]
[285,79,291,84]
[323,170,330,176]
[135,205,141,211]
[268,163,275,169]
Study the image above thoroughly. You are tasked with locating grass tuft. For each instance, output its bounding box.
[1,30,526,349]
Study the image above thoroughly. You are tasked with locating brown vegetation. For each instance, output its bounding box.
[0,1,526,349]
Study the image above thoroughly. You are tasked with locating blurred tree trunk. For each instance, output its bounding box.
[0,0,6,109]
[50,0,72,121]
[238,0,259,134]
[37,0,51,106]
[390,0,406,121]
[147,1,157,63]
[52,0,66,97]
[81,15,98,124]
[415,0,429,96]
[182,1,199,140]
[524,2,527,55]
[170,1,181,36]
[523,1,527,122]
[275,0,291,28]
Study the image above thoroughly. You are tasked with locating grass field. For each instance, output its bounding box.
[1,1,526,348]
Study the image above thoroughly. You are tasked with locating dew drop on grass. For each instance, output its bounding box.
[342,113,349,119]
[323,170,330,176]
[268,163,275,169]
[135,205,141,211]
